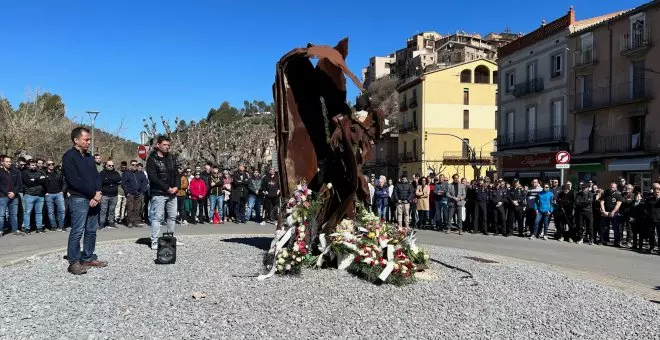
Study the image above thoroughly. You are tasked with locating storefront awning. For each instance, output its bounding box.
[571,163,606,172]
[608,157,656,172]
[518,172,541,178]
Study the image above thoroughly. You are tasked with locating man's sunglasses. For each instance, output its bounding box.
[47,163,54,166]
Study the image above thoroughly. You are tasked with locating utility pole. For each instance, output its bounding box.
[425,132,479,180]
[86,111,100,155]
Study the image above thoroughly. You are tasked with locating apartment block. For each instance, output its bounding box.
[567,1,660,189]
[494,7,624,184]
[396,59,498,180]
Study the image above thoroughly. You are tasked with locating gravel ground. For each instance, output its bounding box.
[1,235,659,340]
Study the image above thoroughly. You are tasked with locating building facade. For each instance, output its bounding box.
[397,59,498,180]
[362,54,396,89]
[494,7,625,184]
[566,1,660,190]
[363,130,400,181]
[363,31,516,85]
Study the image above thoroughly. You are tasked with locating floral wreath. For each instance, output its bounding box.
[259,183,429,285]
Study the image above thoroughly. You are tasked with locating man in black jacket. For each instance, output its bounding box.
[146,136,182,250]
[44,160,67,232]
[260,167,280,224]
[231,165,249,223]
[122,160,148,228]
[63,127,106,275]
[99,160,122,229]
[22,159,47,234]
[393,175,414,228]
[0,155,16,236]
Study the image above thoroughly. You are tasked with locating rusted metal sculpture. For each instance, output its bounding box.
[273,38,385,252]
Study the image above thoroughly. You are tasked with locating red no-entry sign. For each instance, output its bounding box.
[137,145,148,160]
[555,151,570,164]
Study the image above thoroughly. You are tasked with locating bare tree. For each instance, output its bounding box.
[425,160,447,176]
[367,75,400,124]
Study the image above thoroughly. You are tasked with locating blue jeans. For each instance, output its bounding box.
[67,197,100,265]
[45,193,66,228]
[150,195,177,243]
[6,196,19,232]
[246,195,263,222]
[209,195,224,219]
[377,202,388,220]
[0,197,8,231]
[533,212,551,236]
[434,200,449,228]
[23,194,44,231]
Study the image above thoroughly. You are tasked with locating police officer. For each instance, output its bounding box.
[473,178,489,235]
[507,178,525,237]
[490,179,508,236]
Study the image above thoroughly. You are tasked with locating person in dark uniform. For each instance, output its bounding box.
[507,178,525,237]
[555,183,575,242]
[466,180,476,228]
[574,182,594,245]
[628,190,646,251]
[599,182,623,247]
[619,184,634,247]
[472,178,489,235]
[490,180,508,236]
[592,186,603,244]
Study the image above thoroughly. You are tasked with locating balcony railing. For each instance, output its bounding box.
[571,78,653,112]
[620,27,651,54]
[398,152,419,162]
[574,47,595,68]
[497,126,566,149]
[408,97,418,108]
[513,78,544,97]
[398,122,418,133]
[442,151,495,165]
[576,131,659,154]
[399,100,408,112]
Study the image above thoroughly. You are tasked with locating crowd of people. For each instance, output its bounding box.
[366,172,660,252]
[0,128,283,274]
[2,127,659,274]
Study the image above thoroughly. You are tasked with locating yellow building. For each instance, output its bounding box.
[396,58,498,180]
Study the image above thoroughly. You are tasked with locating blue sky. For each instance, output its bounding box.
[0,0,644,142]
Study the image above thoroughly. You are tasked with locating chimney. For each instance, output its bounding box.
[568,5,575,24]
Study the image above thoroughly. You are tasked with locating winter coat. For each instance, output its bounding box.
[0,167,13,197]
[208,175,223,196]
[9,165,23,194]
[393,182,414,203]
[22,169,47,196]
[645,195,660,223]
[122,170,148,196]
[45,169,67,194]
[248,176,264,196]
[535,190,554,214]
[230,171,248,202]
[415,185,430,211]
[145,151,180,197]
[177,176,189,197]
[374,185,389,210]
[189,178,208,200]
[100,169,122,196]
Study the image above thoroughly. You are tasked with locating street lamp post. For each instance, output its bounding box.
[425,132,480,180]
[86,111,100,155]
